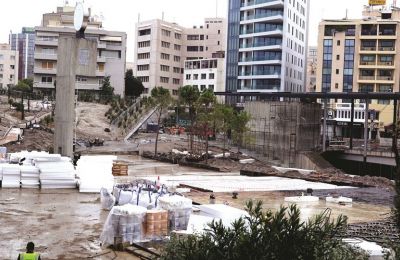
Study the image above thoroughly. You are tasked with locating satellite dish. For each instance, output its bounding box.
[74,3,84,31]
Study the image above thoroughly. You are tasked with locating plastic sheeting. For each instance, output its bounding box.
[100,204,147,246]
[158,195,192,231]
[1,164,20,188]
[100,188,116,210]
[77,156,116,193]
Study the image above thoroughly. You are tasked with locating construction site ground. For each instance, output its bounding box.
[0,154,395,259]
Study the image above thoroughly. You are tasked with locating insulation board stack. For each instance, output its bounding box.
[77,155,116,193]
[1,164,20,188]
[100,204,147,246]
[20,165,40,189]
[145,209,168,239]
[158,195,192,231]
[36,157,76,189]
[112,162,128,176]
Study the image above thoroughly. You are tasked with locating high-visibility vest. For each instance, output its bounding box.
[19,252,40,260]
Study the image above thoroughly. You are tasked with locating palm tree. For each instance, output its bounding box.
[151,87,172,156]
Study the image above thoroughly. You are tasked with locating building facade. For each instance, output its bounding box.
[183,57,225,93]
[33,5,127,96]
[225,0,310,94]
[9,27,35,80]
[133,18,226,96]
[306,46,317,91]
[316,6,400,127]
[0,44,19,89]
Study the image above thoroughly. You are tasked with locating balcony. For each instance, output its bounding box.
[376,76,394,81]
[34,53,58,60]
[378,46,395,52]
[359,76,375,81]
[241,12,284,23]
[34,82,54,89]
[97,56,106,62]
[377,61,394,66]
[97,42,106,49]
[76,83,101,90]
[35,39,58,46]
[240,0,284,8]
[34,67,57,74]
[360,46,376,51]
[359,61,375,66]
[96,70,105,77]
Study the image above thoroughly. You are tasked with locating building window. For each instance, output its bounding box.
[336,55,340,60]
[138,53,150,59]
[172,89,178,95]
[97,63,104,71]
[41,76,52,83]
[174,44,181,51]
[335,83,339,89]
[160,77,169,83]
[175,33,181,39]
[173,78,180,85]
[11,55,15,60]
[162,29,171,37]
[336,69,339,74]
[218,30,221,34]
[201,85,206,91]
[174,56,180,62]
[193,74,199,80]
[187,35,199,40]
[139,29,151,36]
[10,65,15,70]
[137,64,149,71]
[138,41,150,48]
[322,39,333,92]
[173,67,180,73]
[337,40,340,46]
[208,85,214,91]
[161,41,170,48]
[378,84,392,104]
[41,61,54,69]
[186,74,191,80]
[187,46,199,52]
[76,76,87,82]
[201,73,207,79]
[161,53,170,60]
[160,65,170,72]
[137,76,149,82]
[209,73,215,79]
[343,39,355,92]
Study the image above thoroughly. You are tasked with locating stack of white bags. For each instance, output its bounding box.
[1,164,21,188]
[76,155,116,193]
[20,165,40,188]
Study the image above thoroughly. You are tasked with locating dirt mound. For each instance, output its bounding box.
[5,128,53,153]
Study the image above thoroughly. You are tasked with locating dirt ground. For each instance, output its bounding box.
[0,155,395,259]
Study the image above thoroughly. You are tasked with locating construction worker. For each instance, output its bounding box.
[18,242,41,260]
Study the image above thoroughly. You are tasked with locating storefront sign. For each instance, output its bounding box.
[369,0,386,5]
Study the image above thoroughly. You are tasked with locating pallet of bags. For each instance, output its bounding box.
[100,204,147,247]
[158,195,192,231]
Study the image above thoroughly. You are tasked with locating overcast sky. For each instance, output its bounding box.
[0,0,372,61]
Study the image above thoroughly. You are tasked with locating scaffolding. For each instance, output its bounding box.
[244,101,321,167]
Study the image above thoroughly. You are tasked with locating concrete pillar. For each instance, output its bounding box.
[54,36,97,157]
[363,100,369,170]
[322,98,327,152]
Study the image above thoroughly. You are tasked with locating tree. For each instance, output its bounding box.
[100,76,114,103]
[196,89,217,164]
[150,87,173,156]
[160,201,368,260]
[214,104,234,158]
[179,85,200,152]
[20,78,33,91]
[14,81,30,93]
[231,110,251,154]
[125,69,144,98]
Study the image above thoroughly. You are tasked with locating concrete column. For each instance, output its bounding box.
[350,100,354,149]
[363,100,369,170]
[54,36,97,157]
[322,98,327,152]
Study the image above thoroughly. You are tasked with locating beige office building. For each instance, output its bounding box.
[0,44,19,88]
[133,18,226,96]
[316,6,400,127]
[34,5,127,96]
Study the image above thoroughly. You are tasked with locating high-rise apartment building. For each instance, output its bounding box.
[306,46,317,92]
[33,5,127,96]
[133,18,226,96]
[0,44,19,89]
[225,0,309,94]
[9,27,35,80]
[316,6,400,126]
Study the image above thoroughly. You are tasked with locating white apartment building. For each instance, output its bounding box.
[226,0,310,93]
[306,46,317,92]
[34,5,127,96]
[183,57,225,93]
[133,18,226,96]
[0,44,19,89]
